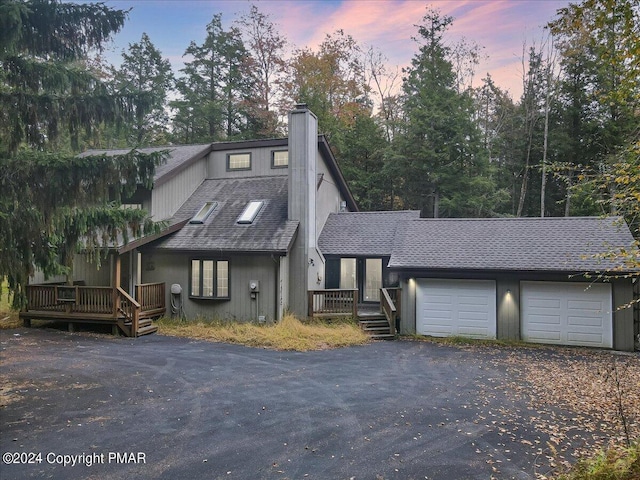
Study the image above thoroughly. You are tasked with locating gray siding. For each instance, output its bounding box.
[316,154,346,236]
[287,107,317,318]
[151,158,206,220]
[207,147,289,179]
[31,253,111,286]
[399,278,416,335]
[142,252,278,321]
[613,279,634,351]
[496,277,520,341]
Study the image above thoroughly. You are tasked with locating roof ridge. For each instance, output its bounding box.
[408,216,619,222]
[202,175,287,182]
[333,210,419,214]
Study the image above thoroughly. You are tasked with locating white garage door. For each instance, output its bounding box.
[521,282,612,348]
[416,279,497,339]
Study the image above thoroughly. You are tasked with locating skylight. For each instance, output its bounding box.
[237,201,264,224]
[190,202,218,224]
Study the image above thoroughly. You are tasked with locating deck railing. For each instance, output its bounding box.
[136,283,165,313]
[76,287,113,314]
[308,289,358,318]
[25,285,113,314]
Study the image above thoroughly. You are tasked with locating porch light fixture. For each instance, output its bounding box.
[237,200,264,224]
[190,201,218,224]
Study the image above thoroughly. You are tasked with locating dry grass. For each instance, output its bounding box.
[0,279,20,329]
[157,314,370,351]
[555,442,640,480]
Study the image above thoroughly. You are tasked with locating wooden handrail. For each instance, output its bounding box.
[380,288,397,336]
[117,287,140,337]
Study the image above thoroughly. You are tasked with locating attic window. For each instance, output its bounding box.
[237,201,264,224]
[190,202,218,224]
[227,153,251,170]
[271,150,288,168]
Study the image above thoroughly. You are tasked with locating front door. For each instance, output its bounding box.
[363,258,382,302]
[326,257,384,303]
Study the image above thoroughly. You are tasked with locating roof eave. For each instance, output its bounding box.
[118,219,191,254]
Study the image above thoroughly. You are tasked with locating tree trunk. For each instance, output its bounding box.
[540,83,550,217]
[564,172,572,216]
[517,138,533,217]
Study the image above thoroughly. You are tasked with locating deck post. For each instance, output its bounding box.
[114,255,121,289]
[353,290,359,319]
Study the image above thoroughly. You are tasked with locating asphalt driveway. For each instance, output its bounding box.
[0,328,634,480]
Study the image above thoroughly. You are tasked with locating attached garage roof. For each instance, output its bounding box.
[318,211,421,257]
[389,216,638,273]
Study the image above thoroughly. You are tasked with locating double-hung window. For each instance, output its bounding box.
[190,259,230,299]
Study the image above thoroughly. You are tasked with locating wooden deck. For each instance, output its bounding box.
[20,283,166,337]
[308,288,400,340]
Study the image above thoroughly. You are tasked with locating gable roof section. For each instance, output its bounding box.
[150,176,298,254]
[80,144,212,188]
[319,211,421,257]
[389,216,638,273]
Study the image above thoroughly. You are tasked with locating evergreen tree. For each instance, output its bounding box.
[396,9,493,217]
[109,33,174,147]
[0,0,165,307]
[171,14,254,143]
[549,0,640,216]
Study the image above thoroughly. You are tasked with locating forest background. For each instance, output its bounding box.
[1,0,638,303]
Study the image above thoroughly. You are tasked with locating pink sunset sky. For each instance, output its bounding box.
[98,0,570,99]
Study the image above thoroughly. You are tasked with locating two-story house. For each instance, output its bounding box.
[22,105,638,350]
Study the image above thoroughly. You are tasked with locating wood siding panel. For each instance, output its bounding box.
[497,278,520,341]
[208,147,289,179]
[613,280,634,351]
[316,153,346,235]
[141,252,277,321]
[151,159,206,220]
[399,277,416,335]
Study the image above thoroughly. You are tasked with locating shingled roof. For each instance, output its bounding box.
[388,216,637,273]
[152,176,298,253]
[80,144,212,187]
[318,211,421,257]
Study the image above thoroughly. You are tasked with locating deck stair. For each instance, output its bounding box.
[358,311,395,340]
[123,316,158,337]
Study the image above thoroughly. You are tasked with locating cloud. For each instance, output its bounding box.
[107,0,568,100]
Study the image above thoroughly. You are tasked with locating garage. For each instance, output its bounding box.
[416,279,497,339]
[521,281,613,348]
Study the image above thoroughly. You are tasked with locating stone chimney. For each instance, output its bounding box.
[287,104,318,318]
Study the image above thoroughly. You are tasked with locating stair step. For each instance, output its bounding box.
[124,318,153,327]
[358,315,387,321]
[359,319,389,325]
[136,325,158,336]
[369,334,396,340]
